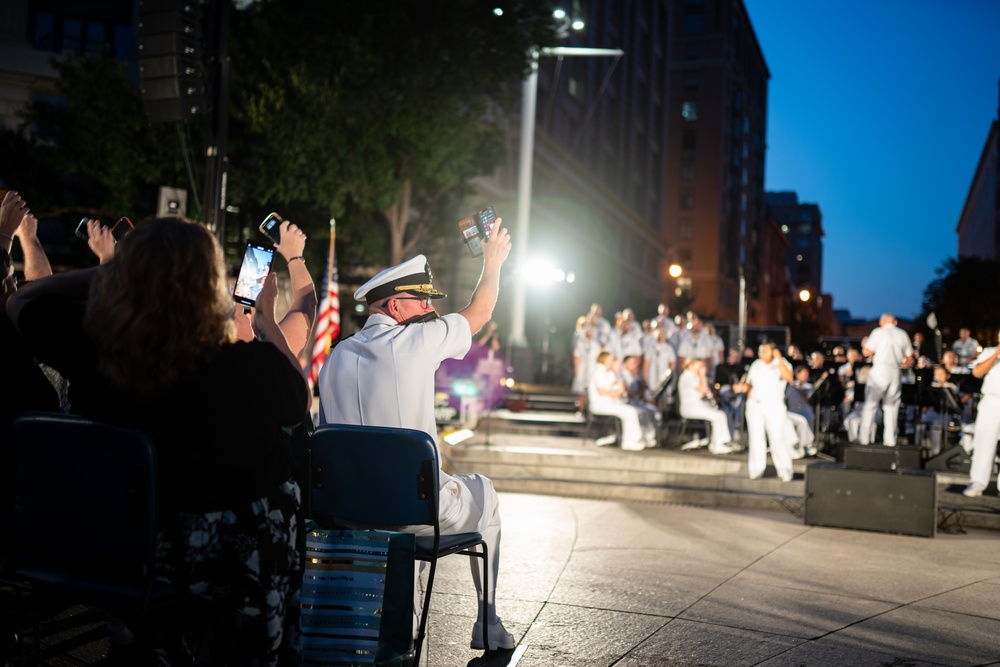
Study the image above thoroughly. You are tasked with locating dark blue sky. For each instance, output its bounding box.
[744,0,1000,321]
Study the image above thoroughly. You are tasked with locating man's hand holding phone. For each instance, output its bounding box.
[481,216,511,269]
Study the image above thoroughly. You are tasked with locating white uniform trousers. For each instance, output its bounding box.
[409,473,501,627]
[785,412,815,454]
[968,394,1000,489]
[860,366,901,445]
[590,399,648,450]
[679,401,732,449]
[745,400,794,480]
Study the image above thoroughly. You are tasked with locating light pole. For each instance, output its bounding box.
[509,44,624,348]
[524,258,574,382]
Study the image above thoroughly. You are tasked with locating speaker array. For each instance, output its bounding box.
[138,0,204,123]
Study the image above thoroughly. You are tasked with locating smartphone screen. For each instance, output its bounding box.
[458,214,483,257]
[75,217,91,241]
[111,217,133,242]
[475,206,497,242]
[259,212,283,245]
[232,241,276,307]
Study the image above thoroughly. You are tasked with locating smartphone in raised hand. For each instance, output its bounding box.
[259,212,283,245]
[232,241,276,308]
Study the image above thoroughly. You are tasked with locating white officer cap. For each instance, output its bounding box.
[354,254,447,304]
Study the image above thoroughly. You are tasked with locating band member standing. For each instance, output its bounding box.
[963,339,1000,497]
[859,313,913,446]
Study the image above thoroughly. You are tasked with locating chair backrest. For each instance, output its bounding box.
[9,412,159,575]
[309,423,439,531]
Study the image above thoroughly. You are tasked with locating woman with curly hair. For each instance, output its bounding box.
[8,217,310,665]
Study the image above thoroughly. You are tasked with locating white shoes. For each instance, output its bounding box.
[471,618,516,650]
[963,482,987,498]
[708,442,734,455]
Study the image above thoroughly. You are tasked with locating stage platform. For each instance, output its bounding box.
[441,409,1000,532]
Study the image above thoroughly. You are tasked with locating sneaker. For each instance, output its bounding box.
[471,618,516,650]
[963,482,987,498]
[708,443,734,455]
[779,473,794,482]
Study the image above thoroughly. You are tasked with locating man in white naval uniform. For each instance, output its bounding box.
[860,313,914,446]
[744,342,795,481]
[963,340,1000,497]
[317,220,514,651]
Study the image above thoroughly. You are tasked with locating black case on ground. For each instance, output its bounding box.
[804,462,937,538]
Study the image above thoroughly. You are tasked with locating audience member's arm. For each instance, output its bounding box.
[459,218,511,334]
[253,272,303,371]
[7,266,101,334]
[253,271,310,411]
[0,191,28,255]
[273,220,317,357]
[14,212,53,280]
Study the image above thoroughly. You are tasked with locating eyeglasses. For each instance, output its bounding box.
[394,296,432,308]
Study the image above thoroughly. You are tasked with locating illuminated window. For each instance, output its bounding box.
[681,101,698,121]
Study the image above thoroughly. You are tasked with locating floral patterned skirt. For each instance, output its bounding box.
[156,478,304,666]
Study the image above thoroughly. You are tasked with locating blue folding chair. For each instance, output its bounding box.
[309,423,490,665]
[2,412,197,665]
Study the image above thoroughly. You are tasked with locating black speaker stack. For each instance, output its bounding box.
[138,0,205,123]
[805,445,937,538]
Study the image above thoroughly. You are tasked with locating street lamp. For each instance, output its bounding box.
[509,23,623,348]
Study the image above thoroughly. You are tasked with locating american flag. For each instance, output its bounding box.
[308,218,340,389]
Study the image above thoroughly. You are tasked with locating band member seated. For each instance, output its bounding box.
[678,358,737,454]
[588,351,657,450]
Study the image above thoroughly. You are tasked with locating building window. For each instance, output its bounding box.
[678,248,693,269]
[680,188,695,210]
[679,218,693,241]
[683,72,699,92]
[683,15,704,34]
[685,42,699,60]
[681,101,698,121]
[30,9,130,56]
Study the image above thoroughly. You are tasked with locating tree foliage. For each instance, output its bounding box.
[14,50,187,219]
[922,256,1000,343]
[227,0,558,264]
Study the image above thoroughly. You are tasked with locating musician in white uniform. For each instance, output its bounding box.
[317,220,515,651]
[744,342,795,481]
[677,358,734,454]
[860,313,914,446]
[963,340,1000,497]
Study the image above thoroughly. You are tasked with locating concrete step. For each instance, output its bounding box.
[441,431,1000,532]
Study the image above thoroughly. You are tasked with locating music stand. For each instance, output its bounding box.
[808,371,844,445]
[904,382,962,451]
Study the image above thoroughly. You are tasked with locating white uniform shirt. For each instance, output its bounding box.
[317,312,472,445]
[677,369,706,411]
[746,357,789,406]
[619,324,644,358]
[974,347,1000,397]
[588,364,625,408]
[953,337,980,366]
[645,340,677,390]
[677,330,715,362]
[866,323,912,368]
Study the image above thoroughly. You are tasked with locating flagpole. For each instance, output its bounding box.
[308,218,339,390]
